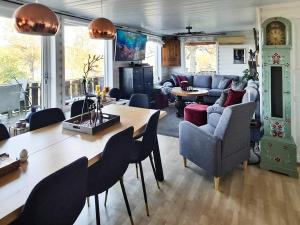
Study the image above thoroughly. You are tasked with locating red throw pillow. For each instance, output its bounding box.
[223,89,246,107]
[176,75,188,87]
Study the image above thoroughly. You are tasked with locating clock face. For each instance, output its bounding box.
[266,21,286,45]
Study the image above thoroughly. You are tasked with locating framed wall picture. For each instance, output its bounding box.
[233,48,245,64]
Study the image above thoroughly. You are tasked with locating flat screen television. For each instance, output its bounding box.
[115,29,147,61]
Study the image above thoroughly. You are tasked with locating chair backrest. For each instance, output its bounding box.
[13,157,88,225]
[87,127,134,195]
[129,93,149,108]
[214,102,256,158]
[29,108,65,131]
[70,99,95,117]
[0,124,10,141]
[109,88,120,101]
[139,110,160,160]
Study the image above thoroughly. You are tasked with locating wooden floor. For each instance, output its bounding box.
[74,135,300,225]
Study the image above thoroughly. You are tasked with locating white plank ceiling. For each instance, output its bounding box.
[21,0,300,34]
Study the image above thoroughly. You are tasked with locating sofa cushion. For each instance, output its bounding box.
[208,112,222,128]
[193,75,212,88]
[208,89,223,97]
[211,75,224,89]
[176,75,188,87]
[223,89,246,107]
[218,77,231,89]
[231,80,247,91]
[186,75,194,86]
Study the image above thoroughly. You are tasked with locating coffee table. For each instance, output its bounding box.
[171,87,208,117]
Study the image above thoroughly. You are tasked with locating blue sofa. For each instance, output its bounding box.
[161,74,241,104]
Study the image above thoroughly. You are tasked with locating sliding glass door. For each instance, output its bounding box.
[64,21,105,104]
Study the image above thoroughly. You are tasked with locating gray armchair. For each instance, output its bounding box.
[179,102,256,190]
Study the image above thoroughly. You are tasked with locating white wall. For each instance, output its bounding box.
[258,1,300,162]
[218,44,253,76]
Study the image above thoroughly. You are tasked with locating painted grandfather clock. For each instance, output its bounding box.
[260,17,298,178]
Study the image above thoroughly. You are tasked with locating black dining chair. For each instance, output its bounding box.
[87,127,135,225]
[128,110,161,216]
[10,157,88,225]
[71,99,95,117]
[29,108,65,131]
[109,88,121,101]
[129,93,149,108]
[0,123,10,141]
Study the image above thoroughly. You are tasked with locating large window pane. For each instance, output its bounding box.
[185,43,217,73]
[64,24,105,103]
[0,16,41,124]
[143,41,159,82]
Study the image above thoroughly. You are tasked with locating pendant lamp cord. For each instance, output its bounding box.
[101,0,103,17]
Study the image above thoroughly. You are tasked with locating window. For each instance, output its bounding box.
[185,42,217,73]
[0,15,42,123]
[143,40,161,83]
[64,23,105,103]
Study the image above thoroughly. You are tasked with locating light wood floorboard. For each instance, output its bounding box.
[74,135,300,225]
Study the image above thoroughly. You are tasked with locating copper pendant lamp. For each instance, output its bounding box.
[89,0,116,40]
[13,3,60,36]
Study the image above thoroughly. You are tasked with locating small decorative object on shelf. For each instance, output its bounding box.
[19,149,28,163]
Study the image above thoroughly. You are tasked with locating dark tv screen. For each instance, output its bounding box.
[115,29,147,61]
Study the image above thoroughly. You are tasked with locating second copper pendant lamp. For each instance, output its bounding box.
[89,0,116,40]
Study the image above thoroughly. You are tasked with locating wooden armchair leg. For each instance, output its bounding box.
[183,157,187,167]
[214,177,220,191]
[243,160,248,171]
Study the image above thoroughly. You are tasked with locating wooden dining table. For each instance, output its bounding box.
[0,104,166,225]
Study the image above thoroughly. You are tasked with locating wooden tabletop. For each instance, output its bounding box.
[171,87,208,97]
[0,104,166,225]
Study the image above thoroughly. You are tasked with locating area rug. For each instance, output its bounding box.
[157,104,183,138]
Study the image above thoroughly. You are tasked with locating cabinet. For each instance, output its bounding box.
[119,66,154,100]
[162,38,181,67]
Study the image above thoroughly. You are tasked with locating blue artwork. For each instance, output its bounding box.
[115,30,147,61]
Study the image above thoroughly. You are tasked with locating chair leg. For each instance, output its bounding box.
[183,157,187,167]
[243,160,248,171]
[135,163,139,179]
[104,189,108,207]
[149,154,160,189]
[94,195,101,225]
[120,178,134,225]
[139,162,150,216]
[214,177,220,191]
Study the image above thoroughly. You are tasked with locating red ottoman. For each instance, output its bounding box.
[184,104,208,126]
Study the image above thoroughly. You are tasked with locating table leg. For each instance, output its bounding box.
[175,96,185,117]
[153,136,164,181]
